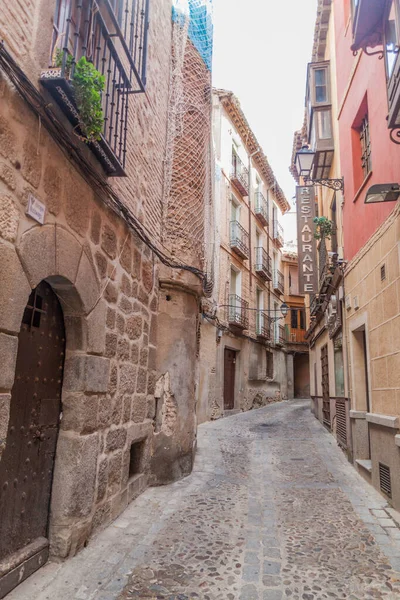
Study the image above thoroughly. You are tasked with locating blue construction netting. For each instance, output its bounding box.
[172,0,213,71]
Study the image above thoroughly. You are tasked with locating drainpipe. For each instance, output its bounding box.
[248,148,260,292]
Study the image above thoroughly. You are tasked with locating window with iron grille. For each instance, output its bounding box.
[359,115,372,179]
[299,310,306,330]
[291,309,298,329]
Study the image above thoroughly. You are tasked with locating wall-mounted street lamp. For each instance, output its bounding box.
[220,302,289,322]
[364,183,400,204]
[295,147,344,192]
[269,302,289,322]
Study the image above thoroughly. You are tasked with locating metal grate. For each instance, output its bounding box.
[360,115,372,179]
[335,399,347,449]
[321,344,330,429]
[379,463,392,498]
[381,264,386,281]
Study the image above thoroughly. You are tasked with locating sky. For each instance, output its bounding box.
[211,0,317,247]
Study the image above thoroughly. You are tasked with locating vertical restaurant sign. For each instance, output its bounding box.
[296,186,317,294]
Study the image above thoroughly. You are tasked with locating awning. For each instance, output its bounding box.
[351,0,386,52]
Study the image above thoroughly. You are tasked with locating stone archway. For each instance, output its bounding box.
[0,224,109,561]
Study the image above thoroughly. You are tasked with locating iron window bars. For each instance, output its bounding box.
[360,115,372,180]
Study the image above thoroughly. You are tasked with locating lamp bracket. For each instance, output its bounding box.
[304,176,344,192]
[389,125,400,145]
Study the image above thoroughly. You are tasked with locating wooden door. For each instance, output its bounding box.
[0,281,65,597]
[224,349,236,410]
[321,344,330,429]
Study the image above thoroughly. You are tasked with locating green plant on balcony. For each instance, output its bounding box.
[313,216,334,240]
[54,50,105,142]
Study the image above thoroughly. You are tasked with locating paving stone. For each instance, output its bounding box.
[263,561,281,575]
[243,564,260,582]
[6,400,400,600]
[263,590,283,600]
[240,584,259,600]
[244,551,260,565]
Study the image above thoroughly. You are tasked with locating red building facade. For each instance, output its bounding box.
[335,0,400,260]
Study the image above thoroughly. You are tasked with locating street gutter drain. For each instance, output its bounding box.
[379,463,392,498]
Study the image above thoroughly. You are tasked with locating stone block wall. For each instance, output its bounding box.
[0,0,208,559]
[345,205,400,416]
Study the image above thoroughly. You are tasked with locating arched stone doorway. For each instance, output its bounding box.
[0,281,66,597]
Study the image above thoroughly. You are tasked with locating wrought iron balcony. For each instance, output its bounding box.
[254,247,272,281]
[40,0,150,176]
[274,324,286,346]
[273,220,284,247]
[310,294,321,316]
[227,294,249,330]
[256,311,271,340]
[230,221,249,259]
[254,191,269,226]
[231,153,249,196]
[273,269,284,294]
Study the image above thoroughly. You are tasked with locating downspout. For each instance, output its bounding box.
[248,148,260,291]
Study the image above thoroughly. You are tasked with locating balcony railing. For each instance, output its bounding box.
[286,327,307,344]
[230,221,249,259]
[40,0,150,176]
[227,294,249,330]
[274,324,286,346]
[231,153,249,196]
[273,269,284,294]
[254,247,272,281]
[273,220,284,247]
[254,191,269,226]
[256,311,271,340]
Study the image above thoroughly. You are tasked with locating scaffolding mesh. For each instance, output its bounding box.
[163,1,214,293]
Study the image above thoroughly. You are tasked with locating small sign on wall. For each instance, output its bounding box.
[296,186,317,294]
[26,193,46,225]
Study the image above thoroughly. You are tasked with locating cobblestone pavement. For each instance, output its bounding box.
[7,400,400,600]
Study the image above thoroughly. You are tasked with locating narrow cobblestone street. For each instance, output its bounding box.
[7,400,400,600]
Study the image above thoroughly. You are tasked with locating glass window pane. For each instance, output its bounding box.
[317,110,332,140]
[386,2,399,78]
[315,69,326,86]
[314,68,327,103]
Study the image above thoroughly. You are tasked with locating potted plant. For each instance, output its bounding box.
[52,50,105,143]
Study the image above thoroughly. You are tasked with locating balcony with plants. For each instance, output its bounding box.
[40,0,149,176]
[230,221,249,259]
[254,247,272,281]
